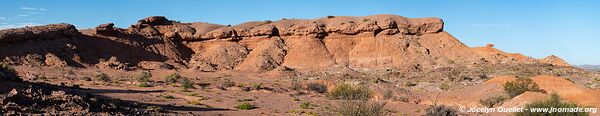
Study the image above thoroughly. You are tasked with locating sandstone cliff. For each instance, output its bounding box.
[0,14,571,72]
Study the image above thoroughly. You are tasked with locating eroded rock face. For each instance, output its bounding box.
[188,42,248,71]
[0,14,571,72]
[0,24,84,67]
[0,23,78,42]
[235,37,287,72]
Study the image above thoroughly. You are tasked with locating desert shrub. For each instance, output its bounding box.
[135,71,152,82]
[327,15,335,18]
[187,93,200,97]
[439,83,451,91]
[187,100,204,105]
[250,83,262,90]
[235,102,256,110]
[300,102,313,109]
[218,79,236,89]
[307,83,327,93]
[516,94,588,116]
[382,90,393,100]
[289,79,302,91]
[334,100,387,116]
[181,78,195,90]
[94,72,111,82]
[31,74,47,81]
[480,95,508,108]
[404,81,417,87]
[161,95,175,99]
[164,73,182,84]
[137,82,152,87]
[426,105,457,116]
[327,83,372,100]
[145,106,162,111]
[0,62,17,78]
[503,78,541,98]
[237,98,255,102]
[81,76,92,81]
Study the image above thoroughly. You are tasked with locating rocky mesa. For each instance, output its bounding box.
[0,14,571,72]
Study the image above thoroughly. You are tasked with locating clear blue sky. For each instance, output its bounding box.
[1,0,599,65]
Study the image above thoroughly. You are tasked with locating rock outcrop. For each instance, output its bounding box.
[540,55,571,67]
[0,14,571,72]
[0,23,78,42]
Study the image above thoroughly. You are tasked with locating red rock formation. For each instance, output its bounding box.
[0,14,571,72]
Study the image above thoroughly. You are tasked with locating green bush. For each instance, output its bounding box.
[0,62,17,78]
[289,79,302,91]
[181,78,195,90]
[334,100,387,116]
[218,79,236,89]
[94,72,111,82]
[145,106,162,111]
[164,73,182,84]
[135,71,152,82]
[251,83,263,90]
[327,83,372,100]
[426,105,457,116]
[161,95,175,99]
[307,83,327,93]
[300,102,313,109]
[516,94,588,116]
[137,82,152,87]
[235,102,256,110]
[439,83,451,91]
[480,95,508,108]
[503,78,541,98]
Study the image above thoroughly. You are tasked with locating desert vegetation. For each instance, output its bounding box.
[503,78,541,98]
[516,94,589,116]
[235,102,256,110]
[135,71,152,87]
[334,100,387,116]
[425,105,458,116]
[327,83,372,100]
[0,62,17,78]
[480,95,508,108]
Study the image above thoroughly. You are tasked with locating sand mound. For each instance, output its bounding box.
[500,92,548,107]
[423,75,600,108]
[421,79,507,107]
[484,75,517,85]
[531,75,600,107]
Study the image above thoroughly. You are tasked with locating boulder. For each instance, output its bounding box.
[134,16,173,27]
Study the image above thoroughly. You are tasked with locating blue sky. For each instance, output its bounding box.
[1,0,599,65]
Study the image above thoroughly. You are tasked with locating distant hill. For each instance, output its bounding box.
[576,65,600,71]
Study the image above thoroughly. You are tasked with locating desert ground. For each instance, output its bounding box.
[1,14,599,115]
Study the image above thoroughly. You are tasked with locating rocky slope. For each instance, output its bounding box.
[0,14,571,72]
